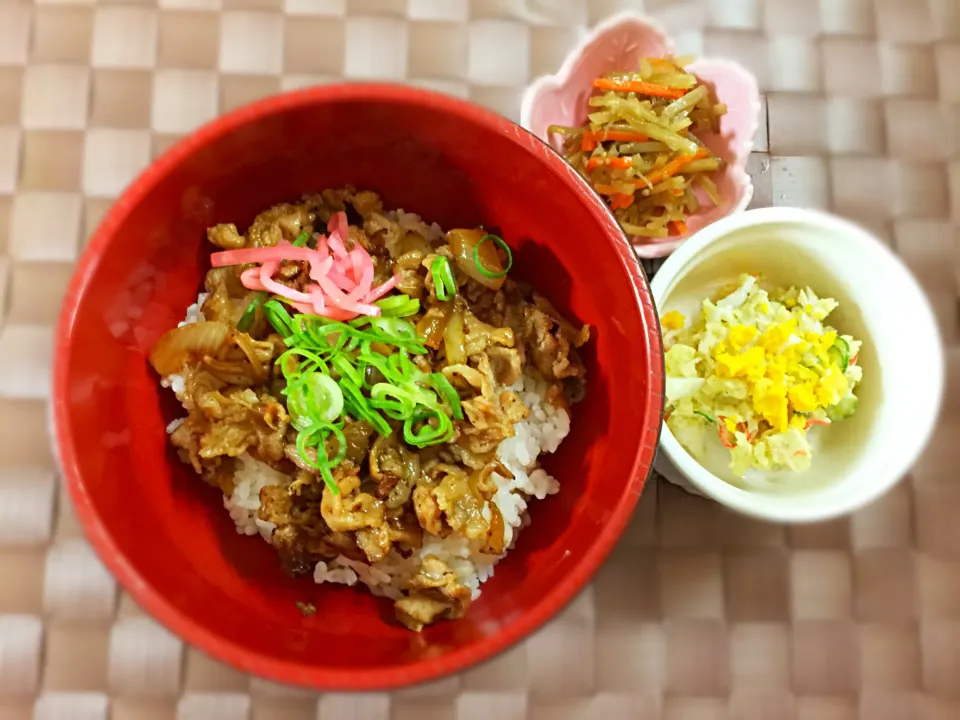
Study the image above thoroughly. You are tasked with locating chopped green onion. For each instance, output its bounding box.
[387,350,424,384]
[290,314,425,355]
[321,424,348,468]
[364,317,426,352]
[295,424,327,471]
[375,295,421,318]
[431,256,457,301]
[296,422,345,495]
[365,316,417,339]
[278,348,330,400]
[430,373,464,420]
[331,353,362,387]
[338,379,391,434]
[297,317,352,351]
[287,404,313,432]
[403,410,453,447]
[270,299,465,475]
[286,388,313,431]
[279,346,329,374]
[357,351,392,388]
[236,291,267,332]
[370,383,419,420]
[287,373,343,427]
[263,299,296,338]
[292,231,310,247]
[472,234,513,279]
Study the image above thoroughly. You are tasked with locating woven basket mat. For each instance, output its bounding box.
[1,0,959,717]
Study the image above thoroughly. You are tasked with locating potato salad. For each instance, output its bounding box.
[661,274,863,478]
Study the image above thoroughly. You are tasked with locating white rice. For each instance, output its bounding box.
[223,455,288,544]
[165,417,185,434]
[161,292,208,397]
[165,211,571,602]
[387,209,444,243]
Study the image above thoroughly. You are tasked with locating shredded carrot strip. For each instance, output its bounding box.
[592,77,687,99]
[611,193,635,209]
[644,147,709,186]
[581,130,650,152]
[585,156,633,171]
[671,220,688,235]
[593,183,621,196]
[718,426,736,449]
[600,130,649,142]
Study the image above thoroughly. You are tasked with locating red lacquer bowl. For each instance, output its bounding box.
[52,84,663,690]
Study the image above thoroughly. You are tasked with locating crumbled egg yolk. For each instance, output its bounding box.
[787,383,819,413]
[711,316,847,433]
[752,378,788,432]
[727,325,757,351]
[817,366,849,406]
[756,320,796,353]
[661,310,685,331]
[715,345,766,381]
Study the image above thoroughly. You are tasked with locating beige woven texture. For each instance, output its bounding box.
[0,0,959,717]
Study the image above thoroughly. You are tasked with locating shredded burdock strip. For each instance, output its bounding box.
[548,55,727,245]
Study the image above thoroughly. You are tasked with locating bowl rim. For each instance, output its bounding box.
[650,206,945,523]
[51,82,665,690]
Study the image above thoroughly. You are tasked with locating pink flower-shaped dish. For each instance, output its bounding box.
[521,11,761,258]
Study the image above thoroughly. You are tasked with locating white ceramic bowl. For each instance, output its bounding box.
[651,207,944,523]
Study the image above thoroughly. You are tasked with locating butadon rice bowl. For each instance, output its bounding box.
[151,187,590,631]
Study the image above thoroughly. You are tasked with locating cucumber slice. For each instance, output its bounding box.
[826,394,858,422]
[827,336,850,368]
